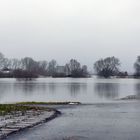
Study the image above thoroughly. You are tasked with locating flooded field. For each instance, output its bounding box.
[1,78,140,140]
[0,77,140,103]
[5,102,140,140]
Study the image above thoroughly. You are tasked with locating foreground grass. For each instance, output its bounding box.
[0,104,49,116]
[0,101,81,115]
[16,101,81,105]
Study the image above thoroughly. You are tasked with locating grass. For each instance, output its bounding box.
[0,101,81,115]
[16,101,81,105]
[0,104,49,115]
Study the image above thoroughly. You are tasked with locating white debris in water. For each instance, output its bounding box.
[69,102,80,105]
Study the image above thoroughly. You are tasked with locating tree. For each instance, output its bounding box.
[37,61,48,75]
[13,69,38,78]
[65,63,71,76]
[68,59,81,72]
[66,59,89,77]
[8,59,22,70]
[47,59,57,76]
[94,56,120,78]
[2,58,10,68]
[0,52,5,69]
[134,56,140,77]
[21,57,38,73]
[81,65,88,76]
[66,59,81,77]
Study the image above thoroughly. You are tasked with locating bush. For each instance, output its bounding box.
[13,69,38,78]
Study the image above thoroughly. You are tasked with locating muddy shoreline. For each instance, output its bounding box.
[0,102,81,140]
[0,105,61,140]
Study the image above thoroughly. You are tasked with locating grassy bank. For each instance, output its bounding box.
[16,101,81,105]
[0,104,50,115]
[0,101,81,115]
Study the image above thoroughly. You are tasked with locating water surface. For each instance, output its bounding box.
[0,77,140,103]
[5,102,140,140]
[2,77,140,140]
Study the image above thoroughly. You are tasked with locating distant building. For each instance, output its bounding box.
[0,67,13,78]
[0,67,12,74]
[56,66,66,74]
[54,65,71,77]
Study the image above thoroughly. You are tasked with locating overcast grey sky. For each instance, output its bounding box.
[0,0,140,72]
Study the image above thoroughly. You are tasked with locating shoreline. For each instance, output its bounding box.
[0,104,61,140]
[1,99,138,139]
[118,95,140,100]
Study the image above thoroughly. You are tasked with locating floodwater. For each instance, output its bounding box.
[0,77,140,103]
[5,102,140,140]
[2,77,140,140]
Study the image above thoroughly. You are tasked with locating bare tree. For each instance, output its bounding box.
[47,59,57,76]
[37,60,48,75]
[65,63,71,76]
[21,57,38,72]
[8,58,22,70]
[82,65,88,76]
[66,59,88,77]
[68,59,81,72]
[0,52,5,69]
[134,56,140,77]
[94,56,120,78]
[3,58,10,68]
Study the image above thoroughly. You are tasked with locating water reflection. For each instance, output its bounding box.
[16,78,37,81]
[48,83,57,94]
[0,78,137,103]
[13,83,47,95]
[135,83,140,97]
[13,82,86,97]
[94,83,119,99]
[12,81,87,99]
[14,78,42,95]
[67,83,87,97]
[0,83,12,97]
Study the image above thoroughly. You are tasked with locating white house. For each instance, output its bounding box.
[0,67,12,74]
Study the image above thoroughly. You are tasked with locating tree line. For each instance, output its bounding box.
[0,52,140,78]
[0,52,89,78]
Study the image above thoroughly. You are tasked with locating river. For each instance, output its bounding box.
[1,77,140,140]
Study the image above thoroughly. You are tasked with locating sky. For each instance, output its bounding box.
[0,0,140,72]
